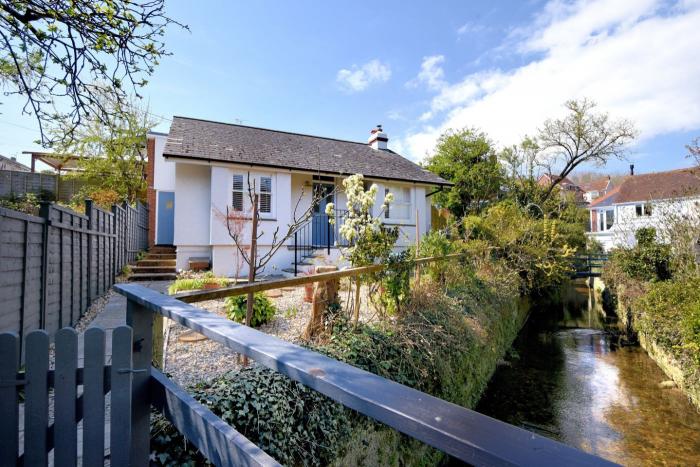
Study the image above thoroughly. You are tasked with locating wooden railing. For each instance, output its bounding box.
[112,275,616,467]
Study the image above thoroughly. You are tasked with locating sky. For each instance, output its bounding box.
[2,0,700,175]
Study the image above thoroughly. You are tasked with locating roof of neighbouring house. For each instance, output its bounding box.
[588,186,620,208]
[162,116,452,186]
[0,154,30,172]
[614,167,700,203]
[580,177,611,193]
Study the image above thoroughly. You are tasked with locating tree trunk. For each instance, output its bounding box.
[243,195,258,366]
[353,276,361,327]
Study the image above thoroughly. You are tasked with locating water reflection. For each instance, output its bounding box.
[476,280,700,466]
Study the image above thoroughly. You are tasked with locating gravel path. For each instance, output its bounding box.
[163,281,380,388]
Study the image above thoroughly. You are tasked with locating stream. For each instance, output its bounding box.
[475,279,700,466]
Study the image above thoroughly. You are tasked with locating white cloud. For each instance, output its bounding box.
[407,55,447,92]
[336,59,391,92]
[457,21,486,36]
[404,0,700,161]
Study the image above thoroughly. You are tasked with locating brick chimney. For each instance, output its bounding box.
[368,124,388,150]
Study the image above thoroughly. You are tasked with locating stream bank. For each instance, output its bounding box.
[476,279,700,466]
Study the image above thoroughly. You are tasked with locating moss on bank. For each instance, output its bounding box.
[150,259,530,466]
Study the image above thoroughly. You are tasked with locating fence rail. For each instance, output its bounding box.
[174,253,467,303]
[0,200,148,358]
[116,283,615,466]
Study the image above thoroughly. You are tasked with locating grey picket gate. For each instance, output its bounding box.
[0,326,135,467]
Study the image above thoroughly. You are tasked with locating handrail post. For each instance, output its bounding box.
[327,214,331,254]
[294,231,298,276]
[126,296,153,466]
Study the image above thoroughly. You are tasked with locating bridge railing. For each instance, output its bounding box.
[115,282,615,466]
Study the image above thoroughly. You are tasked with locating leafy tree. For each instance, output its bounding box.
[688,137,700,168]
[326,174,397,325]
[52,93,154,204]
[500,136,544,207]
[0,0,185,144]
[424,128,503,217]
[537,98,636,201]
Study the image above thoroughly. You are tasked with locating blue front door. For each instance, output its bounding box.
[312,183,334,248]
[157,191,175,245]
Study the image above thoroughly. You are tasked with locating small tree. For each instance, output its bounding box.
[50,92,154,204]
[424,128,503,217]
[537,98,636,202]
[326,174,397,326]
[224,174,329,328]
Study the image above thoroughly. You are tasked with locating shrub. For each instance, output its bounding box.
[0,192,41,215]
[150,367,351,466]
[168,272,228,294]
[634,276,700,364]
[225,292,276,327]
[613,227,672,282]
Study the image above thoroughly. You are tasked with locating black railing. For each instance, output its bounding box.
[292,209,348,276]
[571,254,610,278]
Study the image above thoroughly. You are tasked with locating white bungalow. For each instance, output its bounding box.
[147,118,450,277]
[587,167,700,251]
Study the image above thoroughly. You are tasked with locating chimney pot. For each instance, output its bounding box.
[630,164,635,176]
[368,124,388,150]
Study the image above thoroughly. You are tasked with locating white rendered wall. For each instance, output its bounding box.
[174,163,212,270]
[152,134,175,191]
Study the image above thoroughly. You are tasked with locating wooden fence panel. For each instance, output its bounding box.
[0,199,148,352]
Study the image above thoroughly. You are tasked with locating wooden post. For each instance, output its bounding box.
[415,208,421,286]
[126,297,153,466]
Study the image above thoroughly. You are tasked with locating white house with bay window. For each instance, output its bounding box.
[587,168,700,251]
[148,117,451,277]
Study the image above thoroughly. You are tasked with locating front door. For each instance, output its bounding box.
[157,191,175,245]
[312,183,334,248]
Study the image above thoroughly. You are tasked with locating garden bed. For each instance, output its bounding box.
[162,280,380,387]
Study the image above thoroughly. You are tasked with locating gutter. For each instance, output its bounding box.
[163,153,454,188]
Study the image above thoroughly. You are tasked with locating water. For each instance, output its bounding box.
[476,280,700,466]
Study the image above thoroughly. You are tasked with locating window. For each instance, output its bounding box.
[231,173,274,215]
[605,209,614,230]
[232,174,244,211]
[259,176,272,214]
[385,186,411,220]
[635,203,652,216]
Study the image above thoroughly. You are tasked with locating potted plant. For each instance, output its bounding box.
[303,268,315,303]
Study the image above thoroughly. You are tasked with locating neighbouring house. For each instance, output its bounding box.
[586,167,700,251]
[537,173,586,204]
[147,118,451,277]
[580,176,614,203]
[0,154,30,172]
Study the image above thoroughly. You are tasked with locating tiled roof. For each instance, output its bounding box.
[588,186,620,208]
[580,177,611,193]
[163,117,451,186]
[615,167,700,203]
[0,154,30,172]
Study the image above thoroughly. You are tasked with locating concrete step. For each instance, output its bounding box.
[129,272,178,281]
[137,259,176,267]
[144,253,176,260]
[150,246,176,254]
[131,266,176,274]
